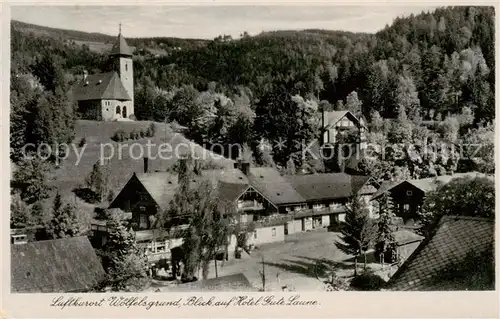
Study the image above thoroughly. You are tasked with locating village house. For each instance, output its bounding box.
[371,172,492,225]
[385,215,494,291]
[321,110,367,150]
[11,236,105,293]
[95,158,378,270]
[72,26,134,121]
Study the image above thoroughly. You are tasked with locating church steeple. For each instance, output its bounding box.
[110,24,133,57]
[108,24,134,120]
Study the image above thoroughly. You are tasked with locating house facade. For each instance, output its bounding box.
[371,172,492,225]
[321,110,367,150]
[72,28,134,121]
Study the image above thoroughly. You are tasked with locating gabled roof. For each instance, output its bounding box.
[200,168,248,186]
[284,173,376,202]
[135,172,179,211]
[110,33,133,56]
[371,172,493,200]
[385,216,494,291]
[11,236,105,293]
[72,71,131,101]
[248,167,305,205]
[217,181,250,203]
[322,110,365,129]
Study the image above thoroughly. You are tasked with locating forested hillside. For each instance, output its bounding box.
[11,6,495,174]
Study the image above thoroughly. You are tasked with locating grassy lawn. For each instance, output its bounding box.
[46,120,234,230]
[50,120,234,196]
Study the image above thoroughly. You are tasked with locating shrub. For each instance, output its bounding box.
[95,207,109,220]
[78,136,87,147]
[350,271,386,291]
[149,122,156,136]
[139,130,146,138]
[129,130,136,140]
[129,114,137,121]
[111,129,127,142]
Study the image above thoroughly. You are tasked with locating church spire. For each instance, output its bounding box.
[109,24,132,57]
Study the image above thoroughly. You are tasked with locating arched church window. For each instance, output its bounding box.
[116,106,120,114]
[125,63,128,72]
[122,106,127,118]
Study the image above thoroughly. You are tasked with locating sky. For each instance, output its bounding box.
[11,5,439,39]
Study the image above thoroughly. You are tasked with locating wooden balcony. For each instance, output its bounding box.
[237,200,264,211]
[291,206,346,219]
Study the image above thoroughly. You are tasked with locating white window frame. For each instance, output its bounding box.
[406,190,413,196]
[139,214,148,229]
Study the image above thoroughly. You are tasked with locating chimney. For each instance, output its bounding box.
[143,157,149,173]
[82,70,88,81]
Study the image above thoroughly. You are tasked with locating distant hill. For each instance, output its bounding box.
[11,20,114,43]
[11,20,208,56]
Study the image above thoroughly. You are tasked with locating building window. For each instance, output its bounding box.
[254,231,257,239]
[125,63,128,72]
[272,228,276,237]
[406,190,413,196]
[139,214,148,229]
[403,204,410,211]
[116,106,121,114]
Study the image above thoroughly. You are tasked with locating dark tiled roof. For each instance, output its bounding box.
[166,273,257,292]
[135,172,179,211]
[385,216,494,291]
[284,173,376,202]
[351,175,378,195]
[322,110,365,129]
[217,181,249,203]
[72,71,131,101]
[110,33,133,56]
[394,229,425,246]
[248,167,305,205]
[11,236,105,293]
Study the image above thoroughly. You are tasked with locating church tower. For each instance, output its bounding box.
[110,24,134,117]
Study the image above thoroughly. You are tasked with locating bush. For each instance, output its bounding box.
[111,129,127,142]
[149,122,156,136]
[129,130,136,140]
[139,130,146,138]
[129,114,137,121]
[350,271,386,291]
[78,136,87,147]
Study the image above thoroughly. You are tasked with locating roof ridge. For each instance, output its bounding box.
[440,215,495,223]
